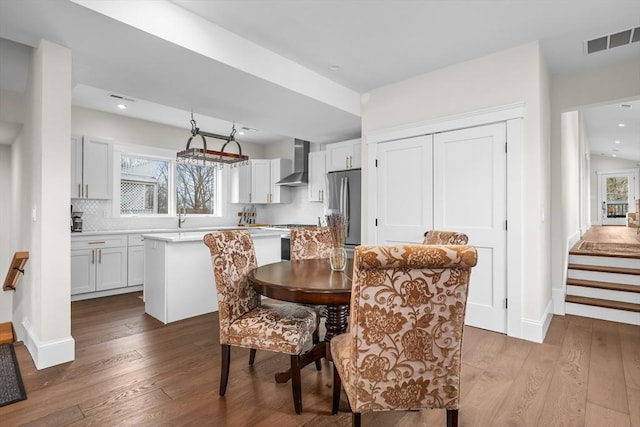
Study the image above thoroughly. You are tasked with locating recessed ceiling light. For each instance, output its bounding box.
[615,140,621,144]
[328,64,341,71]
[618,123,625,127]
[238,131,245,135]
[612,154,617,157]
[117,104,127,110]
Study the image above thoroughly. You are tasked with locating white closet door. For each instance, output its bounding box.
[375,135,433,245]
[433,122,507,333]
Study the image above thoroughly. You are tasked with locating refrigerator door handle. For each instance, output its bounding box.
[343,177,350,235]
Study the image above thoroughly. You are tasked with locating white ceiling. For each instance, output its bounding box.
[0,0,639,160]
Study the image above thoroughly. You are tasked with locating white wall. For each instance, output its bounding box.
[361,42,551,334]
[550,58,640,308]
[13,40,74,369]
[0,145,12,322]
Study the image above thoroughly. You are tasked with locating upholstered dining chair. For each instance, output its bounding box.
[331,244,478,427]
[423,230,469,245]
[203,230,319,414]
[290,226,333,366]
[290,226,334,260]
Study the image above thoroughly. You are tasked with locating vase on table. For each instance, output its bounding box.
[329,246,347,271]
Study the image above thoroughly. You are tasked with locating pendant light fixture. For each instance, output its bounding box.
[176,113,248,166]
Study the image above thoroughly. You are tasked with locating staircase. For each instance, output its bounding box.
[565,252,640,325]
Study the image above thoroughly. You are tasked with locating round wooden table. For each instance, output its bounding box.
[249,258,353,343]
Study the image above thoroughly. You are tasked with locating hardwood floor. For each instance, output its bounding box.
[580,225,640,245]
[1,292,639,426]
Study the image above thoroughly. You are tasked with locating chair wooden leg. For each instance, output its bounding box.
[332,363,341,415]
[220,344,231,396]
[249,348,257,365]
[290,354,303,414]
[312,328,322,371]
[446,409,458,427]
[352,412,361,427]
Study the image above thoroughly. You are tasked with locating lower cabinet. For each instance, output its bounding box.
[127,234,145,286]
[71,235,127,295]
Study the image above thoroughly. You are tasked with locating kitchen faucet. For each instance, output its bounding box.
[178,205,187,228]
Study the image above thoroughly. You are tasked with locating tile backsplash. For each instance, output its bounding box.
[71,186,325,232]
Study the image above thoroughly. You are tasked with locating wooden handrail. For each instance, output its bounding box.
[3,251,29,291]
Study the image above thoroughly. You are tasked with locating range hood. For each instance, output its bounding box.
[276,139,310,186]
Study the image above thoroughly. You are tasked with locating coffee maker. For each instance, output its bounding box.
[71,211,83,232]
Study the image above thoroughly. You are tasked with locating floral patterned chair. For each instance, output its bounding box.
[331,244,478,427]
[290,226,334,260]
[290,226,333,363]
[203,230,318,414]
[423,230,469,245]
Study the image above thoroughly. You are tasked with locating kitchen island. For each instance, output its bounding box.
[142,228,282,324]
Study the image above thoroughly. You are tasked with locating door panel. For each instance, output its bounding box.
[433,122,507,333]
[376,135,433,245]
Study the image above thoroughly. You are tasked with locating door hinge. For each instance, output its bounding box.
[505,298,508,309]
[375,218,378,226]
[505,142,508,153]
[375,159,378,167]
[505,220,508,230]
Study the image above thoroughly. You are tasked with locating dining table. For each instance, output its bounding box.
[248,258,353,382]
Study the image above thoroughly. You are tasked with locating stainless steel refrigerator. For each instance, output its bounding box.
[326,168,361,247]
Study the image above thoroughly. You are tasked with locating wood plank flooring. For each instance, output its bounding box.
[1,292,638,426]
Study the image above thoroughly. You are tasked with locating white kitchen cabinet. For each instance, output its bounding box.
[127,234,145,287]
[70,135,112,199]
[308,151,326,202]
[325,138,361,172]
[71,235,127,296]
[229,158,292,204]
[229,162,251,203]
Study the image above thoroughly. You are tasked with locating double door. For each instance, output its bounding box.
[374,122,507,333]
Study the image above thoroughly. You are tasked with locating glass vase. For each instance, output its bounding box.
[329,246,347,271]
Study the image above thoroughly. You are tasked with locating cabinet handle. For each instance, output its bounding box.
[99,249,102,264]
[249,193,252,203]
[77,184,81,198]
[88,241,106,245]
[346,156,349,169]
[348,155,352,169]
[85,184,89,198]
[91,249,95,265]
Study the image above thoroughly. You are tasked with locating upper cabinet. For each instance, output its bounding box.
[308,151,326,202]
[230,158,292,204]
[71,135,112,199]
[229,162,251,204]
[325,138,361,172]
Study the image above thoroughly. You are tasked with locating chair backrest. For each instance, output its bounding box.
[290,226,333,260]
[347,244,477,412]
[203,230,260,341]
[423,230,469,245]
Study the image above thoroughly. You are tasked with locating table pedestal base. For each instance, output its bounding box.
[274,304,350,382]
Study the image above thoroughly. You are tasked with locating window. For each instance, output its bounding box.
[176,163,217,215]
[119,152,221,216]
[120,155,169,215]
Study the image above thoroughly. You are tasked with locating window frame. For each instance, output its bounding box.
[113,144,223,218]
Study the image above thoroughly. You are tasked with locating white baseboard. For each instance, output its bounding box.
[21,319,75,370]
[71,285,142,302]
[520,299,554,343]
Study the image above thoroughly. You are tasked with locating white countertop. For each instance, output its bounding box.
[140,228,282,243]
[72,226,258,238]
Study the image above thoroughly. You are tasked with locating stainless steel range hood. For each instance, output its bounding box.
[276,139,310,186]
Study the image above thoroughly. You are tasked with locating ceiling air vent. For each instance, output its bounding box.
[109,94,135,102]
[585,27,640,55]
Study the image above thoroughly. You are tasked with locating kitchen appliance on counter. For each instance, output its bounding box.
[270,224,315,260]
[71,211,84,232]
[326,168,361,251]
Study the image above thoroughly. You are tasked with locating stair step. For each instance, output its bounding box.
[565,295,640,313]
[567,263,640,276]
[566,278,640,293]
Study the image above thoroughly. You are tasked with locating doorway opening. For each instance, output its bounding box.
[597,169,638,226]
